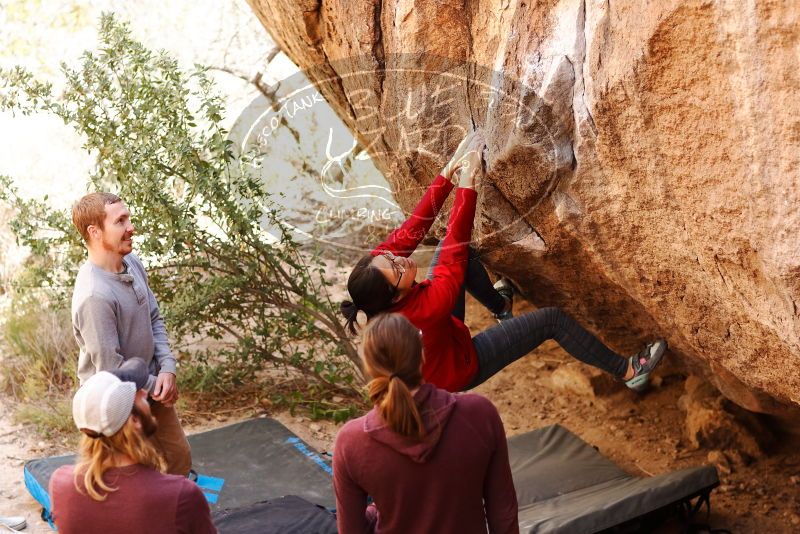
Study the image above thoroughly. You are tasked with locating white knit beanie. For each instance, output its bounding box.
[72,371,137,437]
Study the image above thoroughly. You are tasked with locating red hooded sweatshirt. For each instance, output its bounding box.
[333,384,519,533]
[370,175,478,391]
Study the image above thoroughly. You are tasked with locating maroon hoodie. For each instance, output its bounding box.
[333,384,519,533]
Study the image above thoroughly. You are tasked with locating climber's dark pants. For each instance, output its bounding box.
[426,242,630,390]
[465,307,630,389]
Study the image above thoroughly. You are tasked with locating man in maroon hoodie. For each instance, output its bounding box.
[333,313,518,533]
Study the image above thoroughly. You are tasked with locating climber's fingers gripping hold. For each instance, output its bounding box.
[443,130,480,183]
[456,133,486,190]
[452,130,479,161]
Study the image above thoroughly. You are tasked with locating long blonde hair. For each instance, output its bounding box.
[74,416,166,501]
[361,313,426,439]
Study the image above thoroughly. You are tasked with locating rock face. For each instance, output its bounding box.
[679,376,773,460]
[247,1,800,417]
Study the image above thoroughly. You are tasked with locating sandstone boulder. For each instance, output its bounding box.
[246,0,800,420]
[679,375,773,460]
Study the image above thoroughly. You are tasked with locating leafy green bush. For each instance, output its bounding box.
[0,14,362,401]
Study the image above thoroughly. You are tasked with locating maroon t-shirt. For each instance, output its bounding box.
[49,463,217,534]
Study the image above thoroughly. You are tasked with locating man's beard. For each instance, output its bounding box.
[131,404,158,437]
[101,234,133,255]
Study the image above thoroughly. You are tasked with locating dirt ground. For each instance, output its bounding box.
[0,404,54,533]
[2,299,800,532]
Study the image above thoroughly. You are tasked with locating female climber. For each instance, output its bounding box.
[339,130,666,393]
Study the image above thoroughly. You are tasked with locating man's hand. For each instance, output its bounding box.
[152,372,178,406]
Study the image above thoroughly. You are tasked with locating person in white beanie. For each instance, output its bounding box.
[48,362,216,534]
[70,192,191,475]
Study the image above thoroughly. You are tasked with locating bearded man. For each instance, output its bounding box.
[70,192,190,475]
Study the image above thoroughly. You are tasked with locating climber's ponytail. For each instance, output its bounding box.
[340,300,360,336]
[361,313,425,439]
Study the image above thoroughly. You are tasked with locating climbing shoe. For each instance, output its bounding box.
[0,517,26,532]
[493,278,514,322]
[624,339,668,392]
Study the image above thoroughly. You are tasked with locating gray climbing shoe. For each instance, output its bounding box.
[625,339,668,392]
[0,516,26,532]
[493,278,514,322]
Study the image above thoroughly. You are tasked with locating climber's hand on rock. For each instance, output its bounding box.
[456,151,482,189]
[442,130,478,183]
[456,132,485,190]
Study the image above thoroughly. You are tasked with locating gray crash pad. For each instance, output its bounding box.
[25,420,717,533]
[509,424,719,533]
